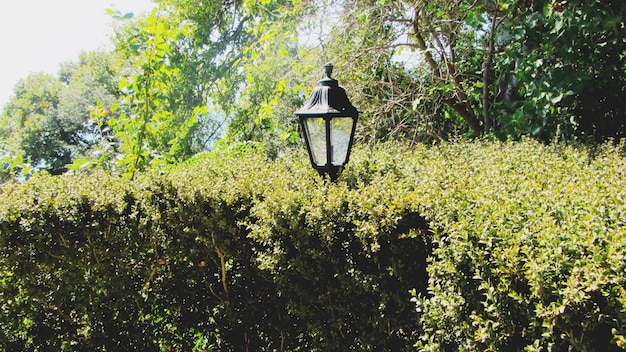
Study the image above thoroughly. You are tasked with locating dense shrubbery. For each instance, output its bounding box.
[409,141,626,351]
[1,140,625,351]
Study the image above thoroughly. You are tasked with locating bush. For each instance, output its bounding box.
[408,140,626,351]
[0,140,625,351]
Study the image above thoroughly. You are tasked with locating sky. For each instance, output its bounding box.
[0,0,157,108]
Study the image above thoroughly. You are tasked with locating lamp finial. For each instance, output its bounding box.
[323,63,334,78]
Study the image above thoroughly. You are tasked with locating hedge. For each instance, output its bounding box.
[0,140,624,351]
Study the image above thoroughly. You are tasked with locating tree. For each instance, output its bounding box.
[58,51,124,168]
[168,0,255,149]
[121,0,318,157]
[498,0,626,141]
[0,51,124,176]
[4,0,623,180]
[0,73,68,174]
[295,0,626,142]
[216,0,318,153]
[107,0,283,175]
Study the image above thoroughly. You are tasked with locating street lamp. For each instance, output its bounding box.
[295,63,359,181]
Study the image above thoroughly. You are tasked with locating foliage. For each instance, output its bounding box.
[108,4,199,177]
[411,140,626,351]
[105,0,312,175]
[1,140,625,351]
[0,73,65,174]
[135,0,262,152]
[0,52,123,177]
[496,0,626,141]
[303,0,626,143]
[214,0,318,155]
[320,0,498,142]
[99,0,626,147]
[3,0,626,179]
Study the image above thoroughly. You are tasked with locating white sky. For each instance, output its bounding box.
[0,0,157,108]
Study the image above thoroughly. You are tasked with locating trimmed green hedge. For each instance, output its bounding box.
[1,140,625,351]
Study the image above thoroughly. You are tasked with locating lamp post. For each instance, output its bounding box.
[295,63,359,181]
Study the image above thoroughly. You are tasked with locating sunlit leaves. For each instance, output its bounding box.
[105,8,135,21]
[111,3,199,177]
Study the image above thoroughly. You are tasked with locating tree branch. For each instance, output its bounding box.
[412,10,442,80]
[483,11,499,133]
[411,5,483,134]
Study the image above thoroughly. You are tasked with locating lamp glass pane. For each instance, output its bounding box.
[330,117,353,166]
[304,117,327,166]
